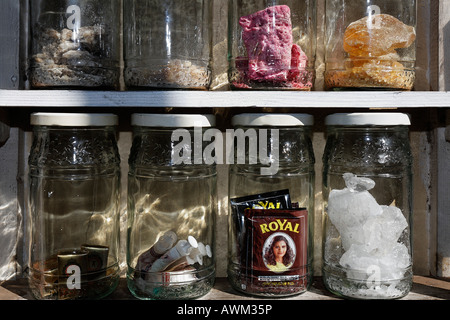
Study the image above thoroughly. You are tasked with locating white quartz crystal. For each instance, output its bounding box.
[327,173,410,283]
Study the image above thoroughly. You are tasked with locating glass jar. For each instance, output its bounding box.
[228,113,315,297]
[29,0,121,89]
[127,113,216,300]
[123,1,212,90]
[28,113,121,300]
[322,112,413,299]
[228,0,317,90]
[324,0,416,90]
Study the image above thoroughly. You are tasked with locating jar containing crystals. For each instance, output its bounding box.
[29,0,121,89]
[322,112,413,299]
[228,113,315,297]
[127,114,216,300]
[228,0,317,90]
[324,0,417,90]
[123,1,212,90]
[28,113,121,300]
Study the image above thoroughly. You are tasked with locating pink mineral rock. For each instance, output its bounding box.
[288,43,308,80]
[239,5,294,81]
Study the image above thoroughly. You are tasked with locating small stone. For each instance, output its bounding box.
[343,173,376,192]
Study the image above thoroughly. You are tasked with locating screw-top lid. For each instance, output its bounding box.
[196,242,207,256]
[231,113,314,127]
[31,113,118,127]
[175,236,198,256]
[187,236,198,249]
[325,113,411,126]
[205,244,212,258]
[131,114,215,127]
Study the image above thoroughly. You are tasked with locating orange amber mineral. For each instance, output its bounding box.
[343,14,416,57]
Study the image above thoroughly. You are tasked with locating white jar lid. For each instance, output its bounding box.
[31,113,118,126]
[325,113,411,126]
[131,114,215,127]
[231,113,314,126]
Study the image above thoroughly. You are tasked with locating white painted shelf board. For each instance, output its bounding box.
[1,90,450,108]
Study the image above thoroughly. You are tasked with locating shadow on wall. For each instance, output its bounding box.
[0,128,19,281]
[444,21,450,91]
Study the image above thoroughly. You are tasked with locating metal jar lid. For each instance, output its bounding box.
[30,113,118,127]
[131,114,215,128]
[325,113,411,126]
[231,113,314,127]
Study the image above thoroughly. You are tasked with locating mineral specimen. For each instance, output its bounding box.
[31,25,118,88]
[325,13,416,90]
[343,14,416,58]
[239,5,294,81]
[327,173,411,283]
[233,5,312,90]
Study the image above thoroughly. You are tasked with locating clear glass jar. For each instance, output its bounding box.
[28,113,121,300]
[127,114,216,300]
[29,0,121,89]
[322,112,413,299]
[123,1,212,90]
[228,113,315,297]
[228,0,317,90]
[324,0,416,90]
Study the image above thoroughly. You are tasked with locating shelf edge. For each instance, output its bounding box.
[1,90,450,108]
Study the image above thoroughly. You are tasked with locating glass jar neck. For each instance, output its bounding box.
[325,125,412,169]
[129,126,215,167]
[232,126,315,166]
[29,126,119,168]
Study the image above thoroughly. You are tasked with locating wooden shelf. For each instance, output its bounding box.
[2,276,450,301]
[1,90,450,109]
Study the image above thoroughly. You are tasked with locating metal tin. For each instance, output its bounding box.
[81,244,109,280]
[57,249,89,300]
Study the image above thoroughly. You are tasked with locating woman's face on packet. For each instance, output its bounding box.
[273,240,287,260]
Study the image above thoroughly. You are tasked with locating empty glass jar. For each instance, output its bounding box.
[29,0,121,89]
[28,113,121,300]
[228,0,317,90]
[322,112,413,299]
[123,1,212,90]
[324,0,417,90]
[127,114,216,300]
[228,113,315,297]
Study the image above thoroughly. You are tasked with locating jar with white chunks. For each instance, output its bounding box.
[322,112,413,299]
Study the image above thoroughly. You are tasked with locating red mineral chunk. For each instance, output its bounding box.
[239,5,293,81]
[288,44,308,80]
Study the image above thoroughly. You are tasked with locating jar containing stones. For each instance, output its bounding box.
[324,0,417,90]
[28,113,121,300]
[29,0,121,89]
[228,113,315,297]
[322,112,413,299]
[127,114,216,300]
[228,0,317,90]
[123,1,212,90]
